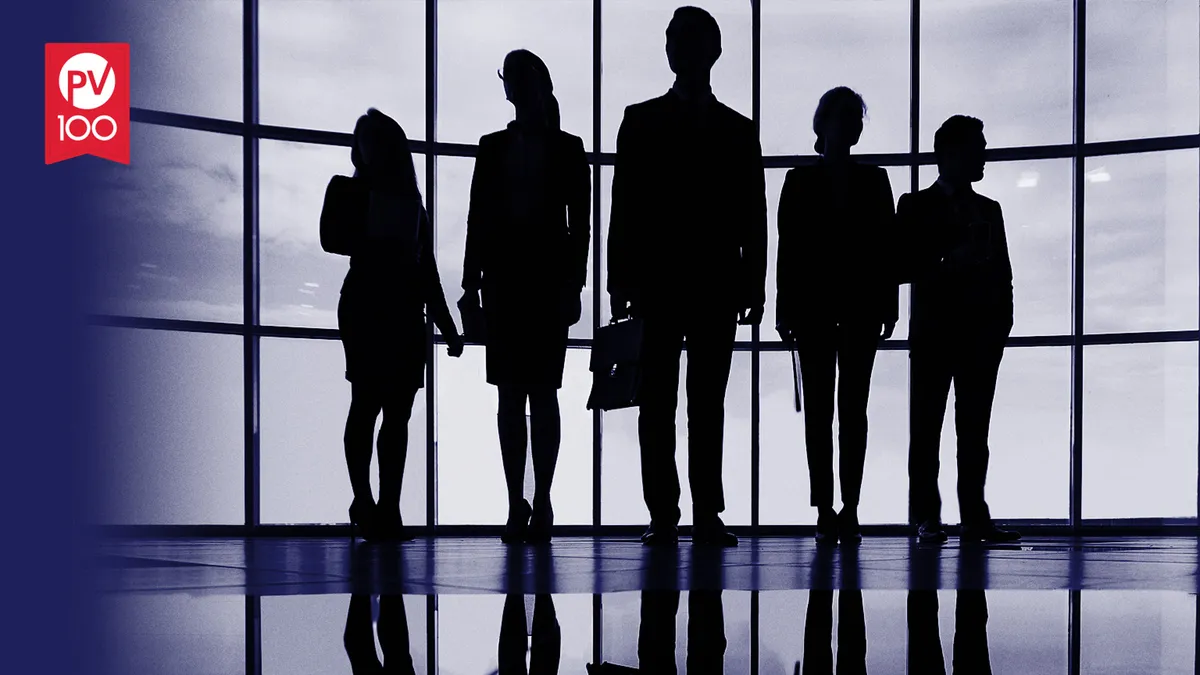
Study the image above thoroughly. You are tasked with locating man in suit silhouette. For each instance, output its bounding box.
[607,6,767,548]
[897,115,1020,545]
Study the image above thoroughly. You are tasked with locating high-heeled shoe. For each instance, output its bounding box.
[502,499,533,544]
[526,500,554,545]
[349,498,377,542]
[374,506,417,543]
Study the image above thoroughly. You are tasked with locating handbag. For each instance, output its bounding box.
[319,175,369,256]
[320,175,425,257]
[586,317,644,411]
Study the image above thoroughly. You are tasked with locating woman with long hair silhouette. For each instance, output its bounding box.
[340,108,463,542]
[775,87,898,545]
[460,50,591,544]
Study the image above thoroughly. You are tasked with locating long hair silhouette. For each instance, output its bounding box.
[500,49,561,131]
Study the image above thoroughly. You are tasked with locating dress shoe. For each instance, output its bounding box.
[961,522,1021,544]
[641,523,680,547]
[917,520,949,545]
[815,507,838,545]
[692,518,738,548]
[838,508,862,545]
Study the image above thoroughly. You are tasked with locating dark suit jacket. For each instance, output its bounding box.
[462,124,591,296]
[775,161,898,330]
[607,90,767,316]
[896,182,1014,348]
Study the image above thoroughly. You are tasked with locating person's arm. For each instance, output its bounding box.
[894,192,933,285]
[419,208,462,352]
[565,135,592,291]
[739,127,768,326]
[461,138,488,295]
[607,108,639,317]
[877,169,900,334]
[775,169,799,338]
[991,201,1015,328]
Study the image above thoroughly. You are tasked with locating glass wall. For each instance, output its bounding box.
[93,0,1200,527]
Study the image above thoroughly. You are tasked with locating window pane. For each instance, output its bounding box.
[259,0,425,133]
[260,140,428,329]
[761,0,910,156]
[603,590,750,669]
[918,160,1073,337]
[100,0,241,120]
[436,348,592,525]
[437,0,592,147]
[263,595,428,675]
[601,0,751,152]
[1086,0,1200,142]
[760,350,909,525]
[602,351,750,526]
[768,167,911,345]
[438,157,594,340]
[91,124,242,323]
[1084,151,1200,334]
[920,0,1073,150]
[92,327,243,525]
[102,595,244,675]
[1081,592,1197,673]
[1084,343,1198,519]
[261,337,427,525]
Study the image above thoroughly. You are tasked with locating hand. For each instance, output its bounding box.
[446,331,464,358]
[560,287,583,327]
[610,293,631,321]
[458,289,480,309]
[738,305,764,327]
[880,321,896,341]
[776,323,796,345]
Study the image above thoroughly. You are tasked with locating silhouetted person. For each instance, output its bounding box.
[344,594,416,675]
[896,115,1019,546]
[499,593,562,675]
[906,590,992,674]
[608,6,767,548]
[638,589,727,674]
[776,87,897,546]
[461,50,591,545]
[341,109,463,542]
[802,589,867,675]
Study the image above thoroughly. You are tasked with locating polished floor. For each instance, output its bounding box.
[99,537,1200,674]
[100,536,1199,595]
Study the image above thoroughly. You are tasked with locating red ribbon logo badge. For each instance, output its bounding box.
[45,43,130,165]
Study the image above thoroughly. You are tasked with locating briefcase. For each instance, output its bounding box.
[586,318,644,411]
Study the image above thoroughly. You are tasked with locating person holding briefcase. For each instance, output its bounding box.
[335,108,463,543]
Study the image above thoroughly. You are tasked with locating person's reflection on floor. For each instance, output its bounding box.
[802,590,866,675]
[499,593,562,675]
[906,590,992,675]
[344,594,416,675]
[637,588,727,675]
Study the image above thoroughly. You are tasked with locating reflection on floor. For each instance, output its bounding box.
[99,537,1200,674]
[99,536,1199,596]
[101,589,1198,674]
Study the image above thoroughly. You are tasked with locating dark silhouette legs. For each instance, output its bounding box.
[908,338,1004,529]
[345,382,418,540]
[498,386,561,543]
[499,594,561,675]
[803,590,867,675]
[344,595,415,675]
[906,590,992,674]
[638,313,737,533]
[637,589,727,673]
[797,324,878,508]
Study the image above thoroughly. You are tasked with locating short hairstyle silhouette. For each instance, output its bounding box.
[811,86,867,155]
[933,115,985,162]
[667,6,722,68]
